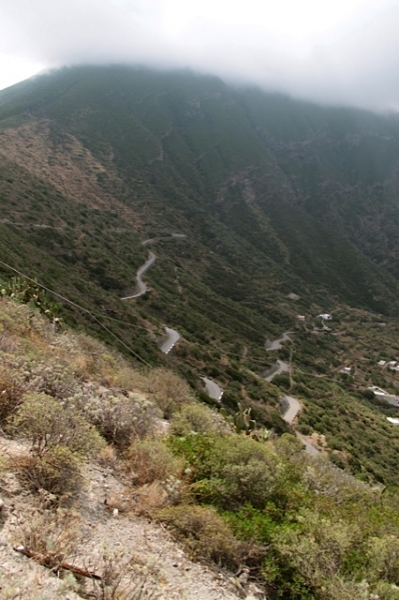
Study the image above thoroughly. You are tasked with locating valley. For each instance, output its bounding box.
[1,65,399,486]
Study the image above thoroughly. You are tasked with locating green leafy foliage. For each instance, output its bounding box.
[0,276,61,321]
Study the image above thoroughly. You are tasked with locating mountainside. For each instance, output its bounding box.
[4,298,399,600]
[1,65,399,485]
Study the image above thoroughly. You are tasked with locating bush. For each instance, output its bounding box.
[170,403,227,436]
[366,535,399,584]
[173,434,280,510]
[69,391,162,450]
[266,510,364,599]
[157,505,242,569]
[144,368,193,418]
[10,392,105,458]
[16,445,83,498]
[126,440,183,486]
[224,504,279,544]
[203,436,279,509]
[18,508,81,562]
[26,358,78,399]
[297,423,313,436]
[0,367,24,425]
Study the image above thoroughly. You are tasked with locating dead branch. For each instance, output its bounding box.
[13,545,102,580]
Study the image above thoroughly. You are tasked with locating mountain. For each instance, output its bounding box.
[1,65,399,484]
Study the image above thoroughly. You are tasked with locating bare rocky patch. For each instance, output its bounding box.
[0,435,254,600]
[0,119,137,221]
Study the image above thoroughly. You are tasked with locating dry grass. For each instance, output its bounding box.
[80,551,164,600]
[126,440,184,486]
[157,505,243,570]
[97,445,119,469]
[131,478,189,516]
[14,447,83,501]
[143,368,194,418]
[0,367,24,425]
[16,508,82,565]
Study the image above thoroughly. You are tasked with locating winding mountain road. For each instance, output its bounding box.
[265,331,292,351]
[264,359,289,382]
[280,394,320,455]
[121,237,184,355]
[202,377,223,401]
[121,251,156,300]
[281,395,301,424]
[123,250,318,455]
[161,327,181,355]
[265,335,320,456]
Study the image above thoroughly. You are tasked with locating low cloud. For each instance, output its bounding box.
[0,0,398,111]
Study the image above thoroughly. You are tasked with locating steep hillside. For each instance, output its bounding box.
[1,66,399,486]
[2,298,399,600]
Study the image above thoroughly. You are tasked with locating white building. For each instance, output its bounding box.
[319,313,332,321]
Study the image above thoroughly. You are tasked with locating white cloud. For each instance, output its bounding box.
[0,52,44,90]
[0,0,398,110]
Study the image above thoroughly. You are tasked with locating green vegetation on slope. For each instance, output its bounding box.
[1,66,399,488]
[3,298,399,599]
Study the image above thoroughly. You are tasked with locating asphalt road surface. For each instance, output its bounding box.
[265,331,292,351]
[264,359,289,382]
[121,251,156,300]
[282,396,320,456]
[281,395,301,424]
[202,377,223,401]
[161,327,181,354]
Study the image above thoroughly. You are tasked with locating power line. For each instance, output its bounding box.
[0,259,279,370]
[0,259,152,368]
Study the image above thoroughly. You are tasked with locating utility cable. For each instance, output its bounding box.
[0,259,152,368]
[0,259,283,369]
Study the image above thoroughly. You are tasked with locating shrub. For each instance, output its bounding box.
[16,446,83,498]
[297,423,313,436]
[26,359,78,399]
[157,505,242,569]
[62,332,119,382]
[10,392,105,458]
[144,368,193,418]
[69,391,161,450]
[17,508,81,563]
[170,403,226,436]
[266,510,364,599]
[0,367,24,425]
[203,436,279,509]
[366,535,399,584]
[224,504,279,544]
[173,434,280,510]
[126,440,183,486]
[79,550,164,600]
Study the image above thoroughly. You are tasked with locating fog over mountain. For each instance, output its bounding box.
[0,0,398,111]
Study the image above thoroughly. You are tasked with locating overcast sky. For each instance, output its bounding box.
[0,0,398,111]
